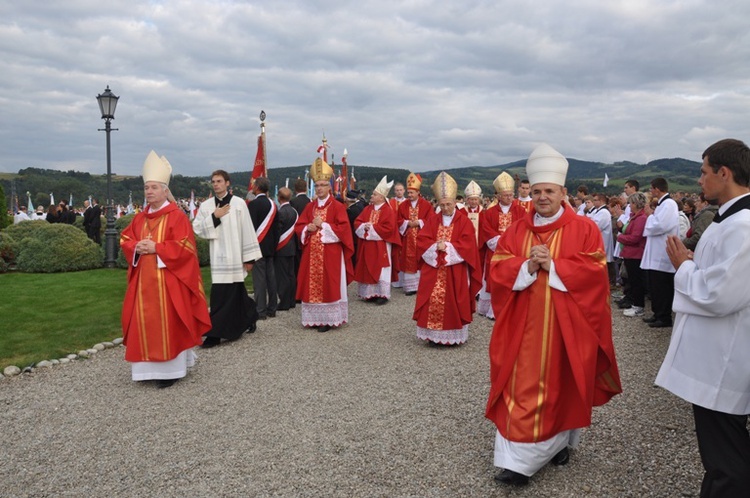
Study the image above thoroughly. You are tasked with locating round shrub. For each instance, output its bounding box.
[1,220,49,265]
[115,214,136,232]
[0,231,18,264]
[195,236,210,267]
[15,224,103,273]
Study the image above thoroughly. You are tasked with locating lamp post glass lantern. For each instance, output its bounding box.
[97,85,119,268]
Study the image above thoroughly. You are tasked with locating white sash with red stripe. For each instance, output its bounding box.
[255,196,277,243]
[277,207,298,251]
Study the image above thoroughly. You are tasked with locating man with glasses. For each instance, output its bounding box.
[294,158,355,333]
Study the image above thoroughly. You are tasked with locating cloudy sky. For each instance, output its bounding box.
[1,1,748,178]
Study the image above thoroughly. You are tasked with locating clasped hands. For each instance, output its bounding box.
[307,216,324,233]
[527,244,551,273]
[436,239,447,252]
[135,238,157,255]
[666,235,693,270]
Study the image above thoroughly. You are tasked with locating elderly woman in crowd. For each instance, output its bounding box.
[682,193,719,251]
[617,192,648,318]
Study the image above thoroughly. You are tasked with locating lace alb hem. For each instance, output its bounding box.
[301,301,348,327]
[358,281,391,299]
[402,272,420,292]
[477,298,494,318]
[417,325,469,345]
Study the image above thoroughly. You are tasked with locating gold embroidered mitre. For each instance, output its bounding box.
[310,157,334,182]
[432,171,458,201]
[493,172,514,193]
[406,172,423,191]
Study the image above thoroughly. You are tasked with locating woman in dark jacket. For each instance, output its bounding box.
[45,204,60,223]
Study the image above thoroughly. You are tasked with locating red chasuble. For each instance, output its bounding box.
[294,196,355,303]
[412,210,482,330]
[354,203,402,284]
[397,197,434,274]
[120,203,211,362]
[388,197,405,279]
[478,201,525,279]
[485,205,622,443]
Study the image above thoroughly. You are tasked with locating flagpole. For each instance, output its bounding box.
[260,110,267,177]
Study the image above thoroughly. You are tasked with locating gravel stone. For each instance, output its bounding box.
[0,287,704,497]
[3,366,21,377]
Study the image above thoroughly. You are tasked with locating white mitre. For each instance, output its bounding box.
[374,175,394,198]
[143,150,172,185]
[526,143,568,187]
[464,180,482,199]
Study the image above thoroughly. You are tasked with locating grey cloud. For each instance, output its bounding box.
[0,0,749,178]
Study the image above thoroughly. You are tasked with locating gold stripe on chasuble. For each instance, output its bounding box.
[532,226,563,440]
[308,205,328,303]
[153,215,170,359]
[504,230,534,430]
[425,224,454,330]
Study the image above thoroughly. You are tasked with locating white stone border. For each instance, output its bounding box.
[1,337,123,378]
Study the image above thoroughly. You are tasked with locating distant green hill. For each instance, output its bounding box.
[1,157,702,210]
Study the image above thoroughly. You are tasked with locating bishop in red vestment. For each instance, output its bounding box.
[354,176,401,303]
[413,172,482,345]
[477,172,525,319]
[295,158,355,332]
[485,144,621,486]
[397,173,433,295]
[120,151,211,388]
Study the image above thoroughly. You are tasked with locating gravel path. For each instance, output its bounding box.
[1,287,703,497]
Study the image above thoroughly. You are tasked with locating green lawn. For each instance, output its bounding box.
[0,266,247,370]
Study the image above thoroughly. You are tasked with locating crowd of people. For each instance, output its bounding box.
[16,138,745,496]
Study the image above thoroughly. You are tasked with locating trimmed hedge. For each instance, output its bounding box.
[15,223,103,273]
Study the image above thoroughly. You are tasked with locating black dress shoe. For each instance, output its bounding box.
[642,315,658,323]
[404,291,416,296]
[375,297,388,305]
[246,323,257,334]
[257,315,267,320]
[494,469,529,486]
[616,299,633,309]
[317,325,332,333]
[200,337,220,348]
[267,311,276,318]
[648,320,672,328]
[551,447,569,466]
[156,378,178,389]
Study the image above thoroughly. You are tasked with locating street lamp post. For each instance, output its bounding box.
[96,86,119,268]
